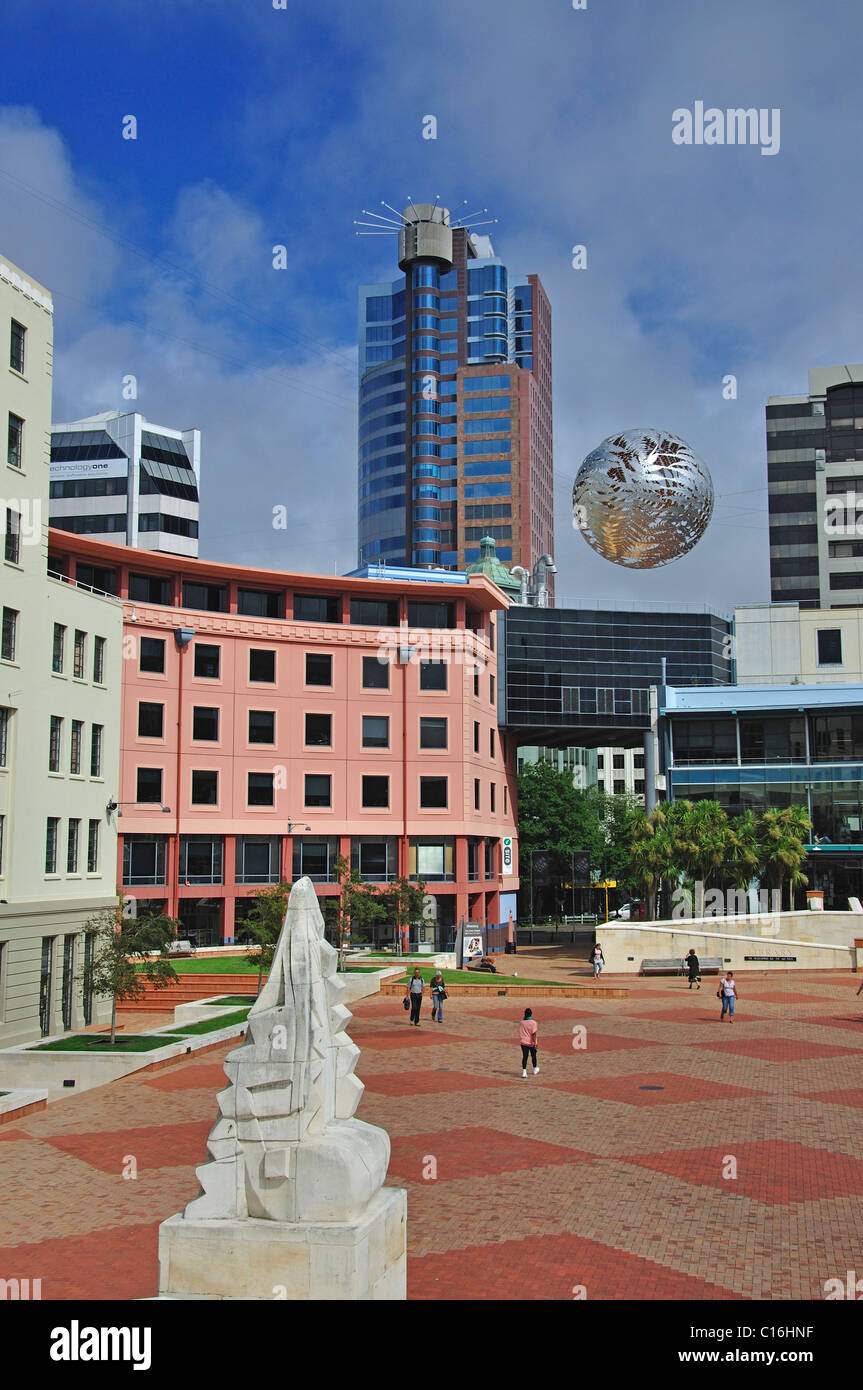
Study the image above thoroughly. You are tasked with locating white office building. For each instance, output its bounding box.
[1,256,122,1048]
[49,410,200,557]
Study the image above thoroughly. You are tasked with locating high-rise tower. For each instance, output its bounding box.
[357,202,553,586]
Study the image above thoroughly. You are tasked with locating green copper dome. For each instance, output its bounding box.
[464,536,521,597]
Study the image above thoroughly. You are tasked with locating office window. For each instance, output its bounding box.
[70,719,83,775]
[474,721,480,753]
[179,835,223,883]
[49,715,62,772]
[817,629,843,666]
[123,835,167,885]
[420,776,448,809]
[193,706,219,741]
[305,653,332,686]
[614,779,626,795]
[52,623,66,673]
[140,636,166,673]
[489,728,496,758]
[305,712,332,747]
[489,673,495,705]
[503,785,508,815]
[474,778,481,810]
[93,636,106,684]
[10,319,25,373]
[362,775,389,808]
[248,710,275,744]
[473,671,480,698]
[613,754,625,770]
[128,572,171,605]
[635,779,645,795]
[350,597,398,627]
[238,588,283,619]
[73,630,86,679]
[484,838,495,879]
[249,648,275,683]
[634,753,644,768]
[362,655,389,689]
[194,644,220,679]
[236,835,281,883]
[182,581,226,612]
[90,724,103,777]
[362,715,390,748]
[597,754,604,770]
[0,707,8,766]
[7,412,23,469]
[87,819,99,873]
[420,716,447,749]
[66,819,80,874]
[419,660,447,691]
[304,773,331,808]
[350,837,398,881]
[138,702,164,739]
[293,836,339,882]
[192,770,218,805]
[410,838,454,880]
[0,814,4,875]
[45,817,59,873]
[4,508,20,565]
[137,767,163,803]
[1,607,18,661]
[490,782,496,813]
[294,593,340,623]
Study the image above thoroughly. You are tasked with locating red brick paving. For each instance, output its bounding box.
[3,964,863,1300]
[623,1139,863,1205]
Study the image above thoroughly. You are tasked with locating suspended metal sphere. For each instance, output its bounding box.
[572,429,714,569]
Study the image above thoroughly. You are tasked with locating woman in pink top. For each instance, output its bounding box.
[519,1008,539,1077]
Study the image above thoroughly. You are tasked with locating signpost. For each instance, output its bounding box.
[594,879,617,924]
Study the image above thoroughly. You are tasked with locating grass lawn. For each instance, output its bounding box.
[171,1008,250,1036]
[390,967,557,987]
[136,957,261,974]
[28,1034,185,1053]
[205,995,258,1006]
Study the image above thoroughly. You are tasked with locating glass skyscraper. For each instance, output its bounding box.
[357,203,553,580]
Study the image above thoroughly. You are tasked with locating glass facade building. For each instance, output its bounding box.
[358,204,553,581]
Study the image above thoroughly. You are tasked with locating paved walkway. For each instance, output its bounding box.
[2,969,863,1300]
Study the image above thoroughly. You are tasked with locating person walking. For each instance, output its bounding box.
[685,948,701,990]
[591,944,605,978]
[406,967,425,1026]
[519,1007,539,1077]
[430,971,446,1023]
[718,970,739,1021]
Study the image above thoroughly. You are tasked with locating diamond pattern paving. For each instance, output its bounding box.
[2,965,863,1300]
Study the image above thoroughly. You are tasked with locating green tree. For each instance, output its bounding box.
[627,804,681,919]
[589,788,642,887]
[243,881,292,996]
[757,805,811,910]
[378,875,428,955]
[517,762,603,860]
[333,856,386,964]
[79,903,180,1045]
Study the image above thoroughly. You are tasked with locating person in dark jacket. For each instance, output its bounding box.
[685,949,701,990]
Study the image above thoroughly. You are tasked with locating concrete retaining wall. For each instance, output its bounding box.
[599,911,861,974]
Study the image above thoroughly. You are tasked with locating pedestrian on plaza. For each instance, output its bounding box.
[717,970,739,1021]
[430,971,447,1023]
[406,967,425,1026]
[685,949,701,990]
[519,1007,539,1077]
[591,943,605,978]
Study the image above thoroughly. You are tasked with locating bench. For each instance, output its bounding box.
[166,939,196,958]
[640,956,723,976]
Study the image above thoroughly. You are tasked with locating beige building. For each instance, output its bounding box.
[734,602,863,685]
[0,255,121,1047]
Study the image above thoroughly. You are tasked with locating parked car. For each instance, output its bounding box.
[611,900,644,922]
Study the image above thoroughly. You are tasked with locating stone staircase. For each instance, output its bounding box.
[117,974,262,1013]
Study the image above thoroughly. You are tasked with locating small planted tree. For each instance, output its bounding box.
[333,856,386,967]
[79,903,180,1045]
[242,881,292,996]
[379,875,428,956]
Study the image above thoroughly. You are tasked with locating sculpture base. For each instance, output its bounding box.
[158,1187,406,1301]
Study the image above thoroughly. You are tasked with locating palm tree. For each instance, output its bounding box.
[757,805,811,911]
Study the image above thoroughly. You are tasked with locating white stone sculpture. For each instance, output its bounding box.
[158,877,406,1299]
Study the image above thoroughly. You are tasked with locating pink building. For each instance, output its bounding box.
[47,532,519,949]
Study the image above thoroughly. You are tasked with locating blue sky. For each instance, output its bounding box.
[1,0,862,607]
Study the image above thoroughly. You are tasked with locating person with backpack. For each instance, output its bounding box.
[519,1007,539,1077]
[718,970,739,1021]
[685,948,701,990]
[430,971,447,1023]
[406,967,425,1026]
